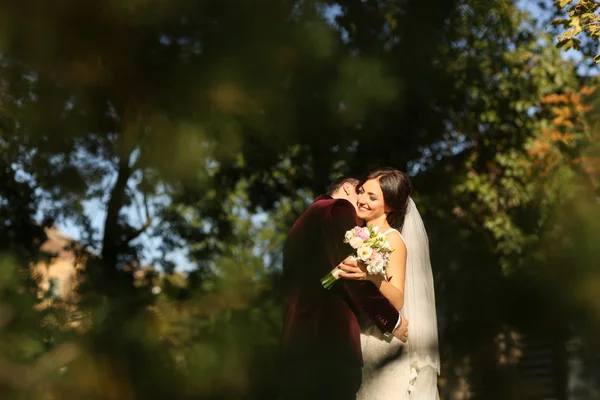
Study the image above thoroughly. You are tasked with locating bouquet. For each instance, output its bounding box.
[320,225,394,289]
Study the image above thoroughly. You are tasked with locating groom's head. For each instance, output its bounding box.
[327,177,360,211]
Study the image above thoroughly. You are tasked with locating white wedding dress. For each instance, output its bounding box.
[357,199,440,400]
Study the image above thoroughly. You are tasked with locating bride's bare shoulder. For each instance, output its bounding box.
[386,232,406,256]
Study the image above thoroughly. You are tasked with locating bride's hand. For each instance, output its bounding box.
[393,315,408,343]
[337,257,369,281]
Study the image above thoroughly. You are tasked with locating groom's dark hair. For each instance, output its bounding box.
[326,176,359,196]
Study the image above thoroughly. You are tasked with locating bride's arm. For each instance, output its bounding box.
[367,233,406,311]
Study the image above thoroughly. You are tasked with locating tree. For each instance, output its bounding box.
[553,0,600,61]
[0,123,55,396]
[2,0,599,397]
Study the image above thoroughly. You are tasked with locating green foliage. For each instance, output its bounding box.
[151,183,287,397]
[553,0,600,60]
[0,0,599,397]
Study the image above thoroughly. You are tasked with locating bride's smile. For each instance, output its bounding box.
[356,179,389,227]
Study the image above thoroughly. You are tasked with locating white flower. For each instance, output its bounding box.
[349,237,364,249]
[368,262,384,275]
[372,225,379,233]
[344,230,354,242]
[357,246,373,261]
[151,286,161,295]
[377,233,386,241]
[367,263,383,275]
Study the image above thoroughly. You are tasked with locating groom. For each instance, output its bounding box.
[281,177,408,400]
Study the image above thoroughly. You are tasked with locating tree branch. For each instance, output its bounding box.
[123,216,152,245]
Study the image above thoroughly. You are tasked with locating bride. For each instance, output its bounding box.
[338,168,440,399]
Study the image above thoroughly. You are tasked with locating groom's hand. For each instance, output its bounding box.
[393,315,409,343]
[336,257,368,280]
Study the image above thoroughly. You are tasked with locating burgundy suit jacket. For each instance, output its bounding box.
[282,195,399,366]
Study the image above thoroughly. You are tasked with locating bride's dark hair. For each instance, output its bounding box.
[357,168,412,230]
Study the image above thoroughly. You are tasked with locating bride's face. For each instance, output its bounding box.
[356,179,388,222]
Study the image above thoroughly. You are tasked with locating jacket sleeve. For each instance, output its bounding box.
[324,200,400,334]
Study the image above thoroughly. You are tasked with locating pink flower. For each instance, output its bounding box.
[349,237,364,249]
[357,228,369,240]
[370,252,383,264]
